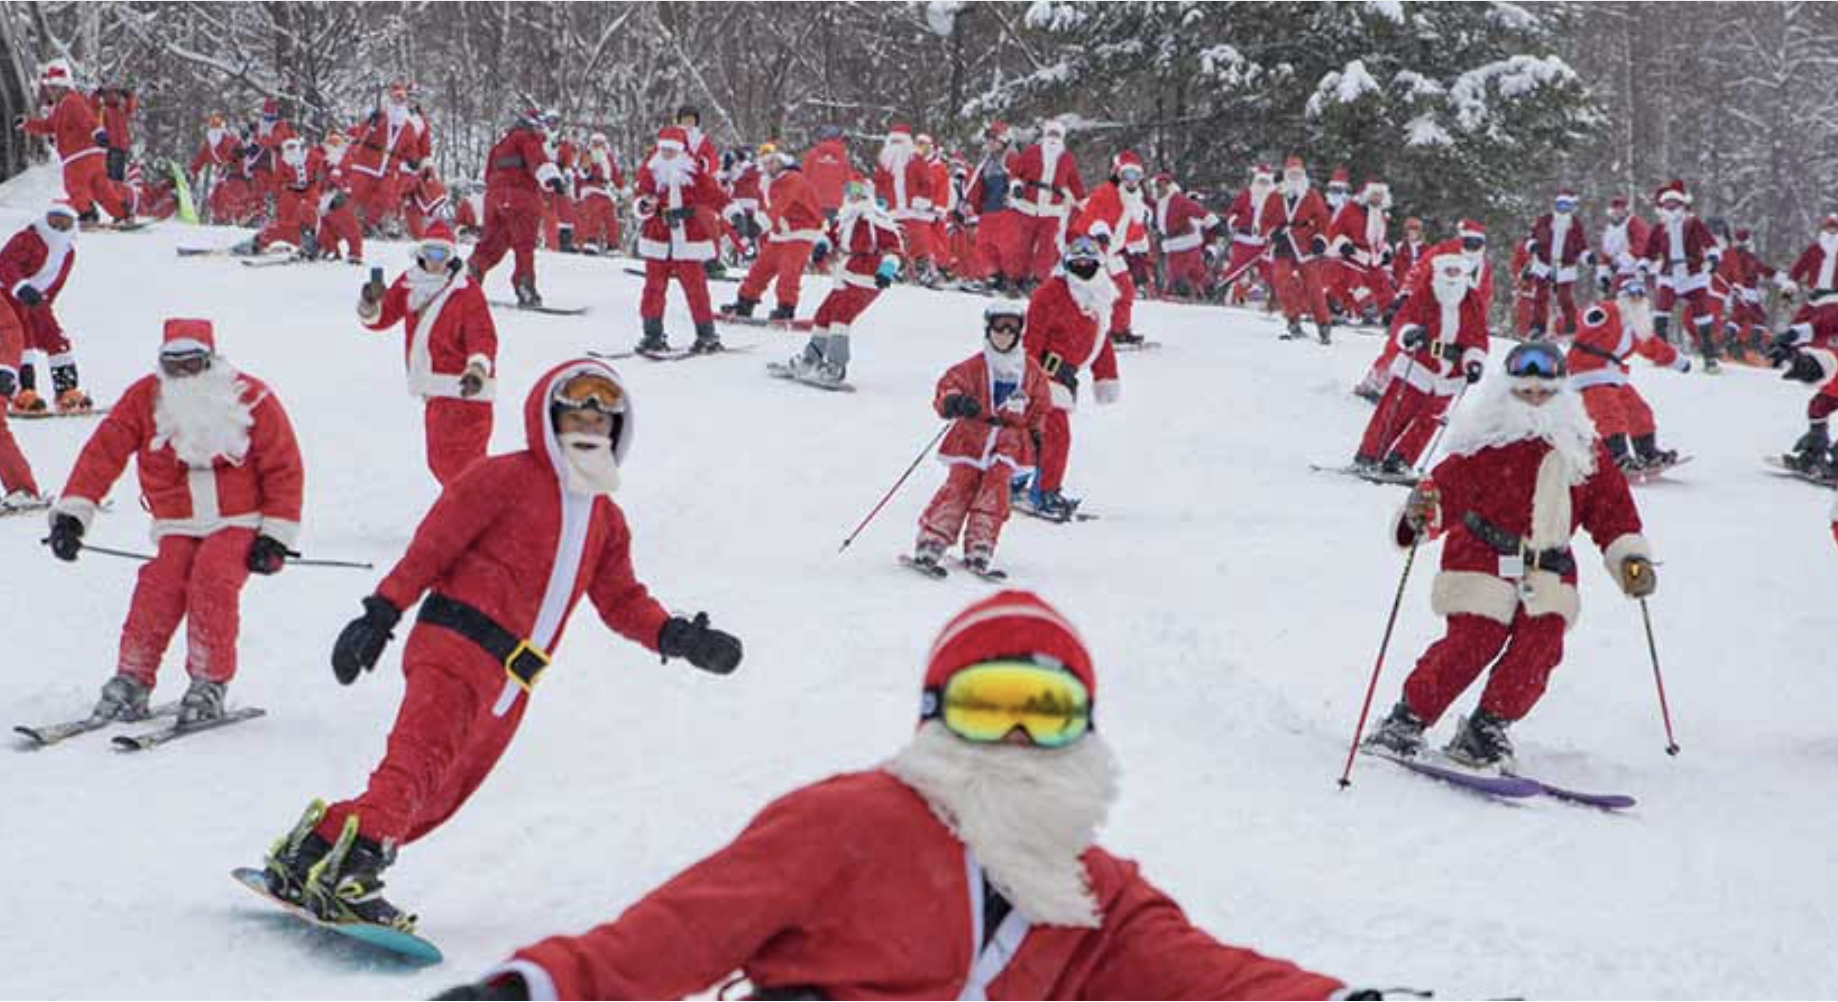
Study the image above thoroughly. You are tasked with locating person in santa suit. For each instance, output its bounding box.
[1769,219,1838,477]
[1387,216,1429,304]
[1353,253,1488,477]
[1073,150,1150,347]
[245,136,323,256]
[777,178,903,387]
[88,83,135,183]
[671,105,728,279]
[1355,222,1494,421]
[633,125,731,355]
[1362,341,1655,769]
[874,124,937,286]
[1719,228,1784,362]
[1643,180,1722,369]
[1149,172,1221,300]
[402,164,450,242]
[261,359,741,931]
[355,222,495,485]
[312,133,365,264]
[248,97,297,203]
[572,133,624,254]
[1014,235,1120,521]
[1009,117,1085,289]
[433,590,1359,1002]
[1774,213,1838,354]
[717,145,764,261]
[469,110,565,309]
[4,200,93,416]
[944,153,986,281]
[919,135,955,276]
[0,264,42,510]
[723,142,823,322]
[1566,285,1689,473]
[20,59,136,225]
[1327,179,1396,324]
[1318,168,1358,315]
[911,303,1052,577]
[800,123,853,221]
[1521,189,1591,339]
[48,318,304,727]
[964,122,1024,293]
[1224,164,1277,307]
[190,113,257,226]
[1593,195,1651,297]
[1258,156,1334,344]
[542,118,579,254]
[343,81,422,234]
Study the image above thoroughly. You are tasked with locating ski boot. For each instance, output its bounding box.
[1350,453,1380,476]
[1379,453,1412,479]
[1281,318,1305,341]
[304,813,416,932]
[558,228,575,254]
[1110,329,1146,348]
[812,333,850,385]
[1352,376,1383,405]
[91,674,151,722]
[51,362,92,414]
[988,274,1010,297]
[910,541,945,575]
[962,547,997,577]
[9,388,47,416]
[1631,433,1677,471]
[636,317,669,355]
[1031,488,1080,523]
[689,321,723,355]
[703,259,728,281]
[767,304,796,324]
[722,295,759,319]
[1315,320,1333,345]
[1604,433,1639,473]
[1783,424,1834,477]
[1724,324,1749,364]
[1362,702,1426,758]
[0,488,44,513]
[784,338,824,378]
[514,278,543,309]
[264,799,332,904]
[1010,472,1033,506]
[177,677,226,727]
[229,237,261,257]
[1444,710,1515,771]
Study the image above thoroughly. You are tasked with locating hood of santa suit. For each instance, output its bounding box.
[885,590,1119,929]
[524,358,634,498]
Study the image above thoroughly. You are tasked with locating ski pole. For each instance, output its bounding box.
[1410,381,1470,477]
[839,424,951,553]
[41,538,372,570]
[1638,596,1681,756]
[1338,536,1420,788]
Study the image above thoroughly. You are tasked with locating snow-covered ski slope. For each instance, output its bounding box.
[3,166,1835,999]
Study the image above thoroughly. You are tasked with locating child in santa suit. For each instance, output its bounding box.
[911,303,1052,577]
[435,590,1363,1001]
[1363,342,1656,769]
[1352,253,1489,478]
[3,200,95,416]
[776,178,903,387]
[1015,235,1121,521]
[356,221,496,485]
[49,319,304,727]
[261,360,742,932]
[22,60,136,224]
[633,125,731,355]
[1566,286,1690,473]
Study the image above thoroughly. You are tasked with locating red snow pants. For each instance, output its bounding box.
[1403,610,1566,724]
[1164,248,1208,295]
[1342,262,1395,314]
[1109,270,1136,336]
[576,194,619,250]
[1357,381,1454,466]
[811,284,879,332]
[1530,279,1579,336]
[1017,213,1064,282]
[320,626,528,845]
[738,239,812,309]
[426,398,492,487]
[0,408,34,494]
[899,219,934,265]
[918,464,1013,557]
[1272,257,1331,324]
[316,199,365,260]
[640,259,714,324]
[471,188,544,289]
[1654,284,1715,335]
[115,527,257,687]
[256,188,317,250]
[1224,243,1271,305]
[63,155,135,220]
[1581,384,1656,439]
[208,177,258,225]
[977,210,1025,282]
[347,171,400,231]
[1036,406,1073,493]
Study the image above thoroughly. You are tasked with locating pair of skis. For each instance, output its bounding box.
[765,361,855,393]
[1364,749,1635,811]
[898,554,1008,583]
[14,704,265,751]
[588,343,755,364]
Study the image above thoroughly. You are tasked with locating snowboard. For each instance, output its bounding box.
[717,311,815,332]
[170,161,199,225]
[589,344,755,363]
[487,300,591,316]
[766,361,856,392]
[1625,455,1693,485]
[1762,455,1836,489]
[229,867,443,965]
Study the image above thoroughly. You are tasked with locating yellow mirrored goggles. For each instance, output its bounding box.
[553,371,625,413]
[924,660,1092,749]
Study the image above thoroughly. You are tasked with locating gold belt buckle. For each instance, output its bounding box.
[504,640,551,692]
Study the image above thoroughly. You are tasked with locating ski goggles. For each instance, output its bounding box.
[1554,197,1578,213]
[986,316,1024,336]
[1117,165,1144,184]
[552,371,625,413]
[923,660,1093,749]
[159,351,211,378]
[1460,235,1486,252]
[418,242,454,265]
[1505,341,1567,380]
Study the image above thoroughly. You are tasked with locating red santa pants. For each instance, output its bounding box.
[1036,406,1074,493]
[1357,381,1453,465]
[918,464,1014,557]
[977,211,1024,281]
[899,220,934,264]
[472,190,543,289]
[952,223,987,280]
[1272,257,1331,324]
[1164,248,1208,295]
[1341,262,1395,314]
[1529,279,1578,335]
[316,199,365,260]
[931,220,954,273]
[63,155,135,220]
[1581,384,1656,439]
[1108,270,1136,335]
[1729,294,1767,332]
[811,284,880,331]
[25,307,69,358]
[319,627,528,846]
[347,171,400,230]
[641,259,715,324]
[425,398,493,486]
[738,239,812,309]
[576,194,619,250]
[1403,610,1566,724]
[1654,284,1714,334]
[1017,212,1065,282]
[0,409,36,495]
[256,188,317,249]
[116,527,257,687]
[209,177,260,226]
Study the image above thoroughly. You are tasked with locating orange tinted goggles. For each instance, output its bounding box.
[924,661,1092,748]
[553,372,624,413]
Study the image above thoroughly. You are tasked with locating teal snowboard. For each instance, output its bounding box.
[230,866,443,965]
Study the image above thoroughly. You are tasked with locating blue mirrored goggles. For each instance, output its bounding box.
[1554,197,1578,213]
[1460,235,1486,252]
[1505,342,1566,379]
[419,243,454,265]
[1118,165,1144,183]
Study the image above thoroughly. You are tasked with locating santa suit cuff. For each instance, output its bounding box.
[1602,533,1653,580]
[484,960,558,1002]
[465,353,493,375]
[535,162,562,188]
[52,496,100,530]
[258,517,301,549]
[1670,355,1690,373]
[1093,379,1121,405]
[1461,347,1487,371]
[1048,381,1075,410]
[10,280,34,300]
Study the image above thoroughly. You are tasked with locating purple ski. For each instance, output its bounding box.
[1518,778,1636,811]
[1365,749,1542,799]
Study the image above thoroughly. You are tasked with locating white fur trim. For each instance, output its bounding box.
[259,517,301,548]
[534,162,561,187]
[1092,379,1120,405]
[464,353,492,375]
[484,961,558,1001]
[51,496,99,529]
[1602,532,1653,580]
[1048,381,1075,410]
[1430,571,1519,625]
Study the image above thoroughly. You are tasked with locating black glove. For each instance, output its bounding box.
[247,534,289,575]
[15,285,42,307]
[1398,325,1427,351]
[48,514,83,562]
[546,177,566,194]
[1309,234,1328,256]
[1380,295,1405,326]
[0,368,14,398]
[810,242,830,267]
[1464,360,1485,384]
[1338,242,1357,261]
[331,595,401,685]
[1597,274,1612,296]
[94,129,109,148]
[666,206,696,223]
[430,975,530,1001]
[404,158,420,172]
[1519,265,1536,283]
[11,114,24,131]
[1783,351,1825,383]
[942,394,980,419]
[657,612,742,675]
[329,191,349,211]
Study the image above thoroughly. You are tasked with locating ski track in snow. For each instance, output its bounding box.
[2,166,1835,998]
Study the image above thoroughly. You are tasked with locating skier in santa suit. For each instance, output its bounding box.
[48,318,304,728]
[468,110,564,309]
[1363,341,1655,769]
[919,134,955,276]
[1777,213,1838,351]
[1593,195,1651,298]
[1318,168,1358,315]
[1327,179,1395,323]
[778,178,903,387]
[1016,235,1120,521]
[1224,164,1277,307]
[542,122,579,253]
[874,124,936,286]
[435,590,1355,1002]
[1566,286,1689,473]
[965,122,1025,293]
[356,222,496,486]
[89,83,135,182]
[724,142,823,322]
[1352,254,1488,477]
[190,113,258,225]
[344,81,423,233]
[1009,117,1085,287]
[573,133,625,254]
[249,97,297,202]
[718,146,764,259]
[402,164,450,242]
[20,59,136,224]
[800,123,853,220]
[0,272,42,509]
[672,105,726,279]
[1072,150,1151,347]
[261,359,742,931]
[1150,172,1220,300]
[633,125,731,355]
[1258,156,1334,343]
[1719,228,1784,362]
[248,136,323,255]
[1642,180,1722,368]
[1388,217,1429,302]
[4,200,93,417]
[1356,221,1494,412]
[911,302,1052,577]
[312,133,365,263]
[1770,218,1838,476]
[1522,189,1591,338]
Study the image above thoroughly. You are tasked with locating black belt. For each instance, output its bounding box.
[492,154,527,171]
[1572,341,1619,363]
[1462,512,1576,577]
[1429,340,1462,362]
[418,593,551,691]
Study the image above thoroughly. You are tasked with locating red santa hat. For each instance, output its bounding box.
[1608,195,1629,210]
[160,318,217,358]
[1253,163,1275,180]
[655,126,688,152]
[1555,187,1578,200]
[1734,227,1752,243]
[1655,179,1689,206]
[1822,213,1838,231]
[38,59,75,89]
[1329,167,1351,186]
[261,97,280,116]
[886,123,913,142]
[418,220,457,257]
[1458,219,1486,240]
[922,590,1095,706]
[984,121,1011,144]
[1283,155,1306,173]
[1111,150,1143,175]
[1152,171,1175,188]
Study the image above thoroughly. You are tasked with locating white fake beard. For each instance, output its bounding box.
[324,144,346,166]
[558,431,620,496]
[647,154,694,190]
[1251,179,1273,200]
[1432,274,1468,308]
[386,102,408,128]
[1283,175,1308,197]
[1820,232,1838,255]
[1065,268,1118,324]
[985,338,1025,384]
[207,127,225,146]
[1442,377,1597,485]
[404,261,454,313]
[878,141,913,172]
[885,721,1118,928]
[153,362,254,468]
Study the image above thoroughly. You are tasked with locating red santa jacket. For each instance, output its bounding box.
[1227,185,1275,248]
[1075,182,1149,275]
[1390,238,1428,288]
[485,126,562,203]
[190,130,246,177]
[801,138,853,213]
[874,151,933,223]
[634,154,729,262]
[89,88,135,151]
[274,147,326,196]
[1328,203,1389,268]
[926,155,952,220]
[760,167,824,245]
[1387,270,1490,396]
[374,361,668,674]
[577,148,623,202]
[24,89,104,166]
[56,369,304,546]
[1397,433,1648,630]
[250,118,297,178]
[1525,213,1590,282]
[1595,216,1651,287]
[363,270,498,401]
[1718,246,1777,303]
[409,172,448,218]
[347,108,423,181]
[1568,302,1685,390]
[1155,189,1219,255]
[1010,142,1084,218]
[1399,238,1495,307]
[1788,240,1838,302]
[504,770,1345,1001]
[0,223,74,312]
[1025,274,1120,409]
[724,159,763,207]
[1643,214,1717,291]
[1257,187,1331,262]
[935,351,1051,473]
[831,201,904,290]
